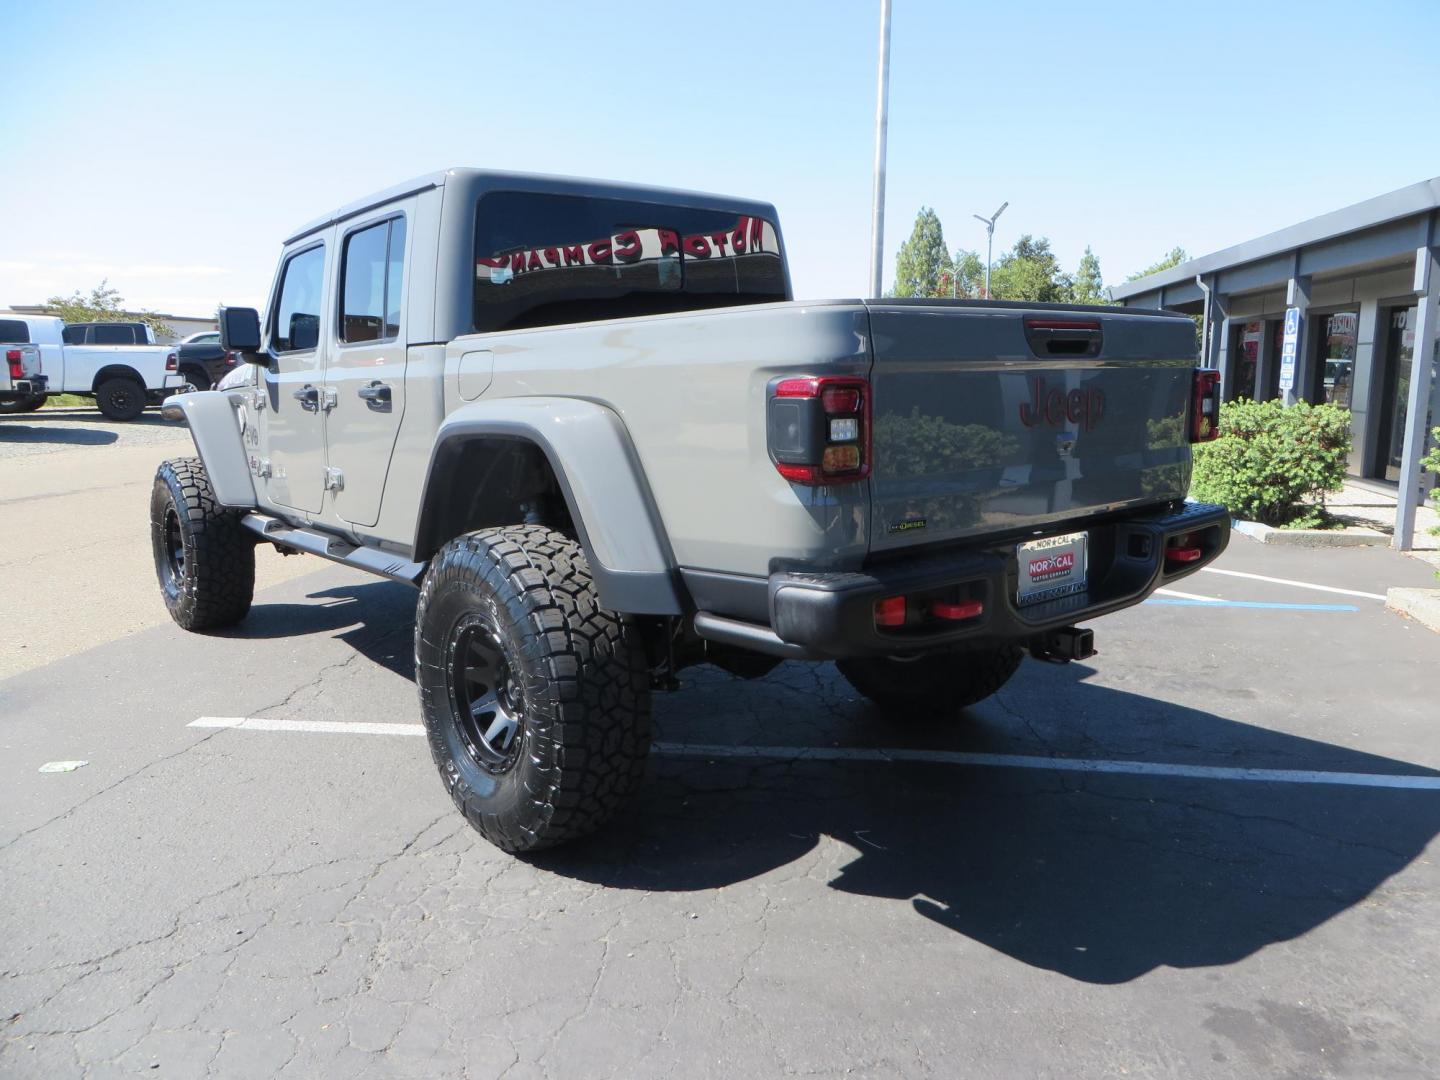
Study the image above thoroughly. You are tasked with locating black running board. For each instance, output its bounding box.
[240,513,426,587]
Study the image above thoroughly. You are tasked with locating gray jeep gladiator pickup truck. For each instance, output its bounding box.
[153,168,1229,852]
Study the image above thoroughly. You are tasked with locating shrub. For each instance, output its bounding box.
[1190,399,1352,528]
[1425,427,1440,537]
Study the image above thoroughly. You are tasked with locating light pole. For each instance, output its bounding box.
[973,201,1008,299]
[867,0,892,299]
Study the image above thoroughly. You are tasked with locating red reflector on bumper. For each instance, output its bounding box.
[1165,547,1202,563]
[874,596,906,627]
[931,600,984,621]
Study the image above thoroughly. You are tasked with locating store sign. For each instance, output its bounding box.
[1278,306,1300,392]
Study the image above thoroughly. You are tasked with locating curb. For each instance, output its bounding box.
[1232,519,1387,548]
[1386,588,1440,634]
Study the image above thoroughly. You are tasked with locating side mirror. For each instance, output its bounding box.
[219,306,266,364]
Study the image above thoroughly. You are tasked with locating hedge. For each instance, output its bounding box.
[1190,399,1352,528]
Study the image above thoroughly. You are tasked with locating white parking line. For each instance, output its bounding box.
[1154,587,1220,601]
[191,716,426,736]
[654,743,1440,790]
[189,718,1440,791]
[1198,567,1387,601]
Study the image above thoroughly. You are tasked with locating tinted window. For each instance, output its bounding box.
[0,319,29,344]
[63,325,88,345]
[473,192,786,332]
[341,217,406,343]
[386,217,406,337]
[273,245,325,352]
[341,222,388,343]
[93,324,139,345]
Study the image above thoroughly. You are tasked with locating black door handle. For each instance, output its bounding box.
[357,381,391,405]
[292,384,319,410]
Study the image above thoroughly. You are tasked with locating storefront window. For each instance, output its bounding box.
[1378,306,1418,482]
[1314,311,1358,406]
[1229,321,1262,400]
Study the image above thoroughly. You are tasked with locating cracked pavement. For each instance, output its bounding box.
[4,423,1440,1077]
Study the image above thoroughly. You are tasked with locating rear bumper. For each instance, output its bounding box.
[698,502,1230,660]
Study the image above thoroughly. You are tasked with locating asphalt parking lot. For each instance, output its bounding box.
[3,409,1440,1079]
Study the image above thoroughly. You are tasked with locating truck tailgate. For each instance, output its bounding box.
[865,303,1197,552]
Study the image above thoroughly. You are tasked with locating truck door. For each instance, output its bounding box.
[322,202,413,528]
[262,240,330,514]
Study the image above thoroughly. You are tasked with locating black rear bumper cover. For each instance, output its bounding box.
[766,501,1230,658]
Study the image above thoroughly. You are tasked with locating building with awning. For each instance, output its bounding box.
[1112,178,1440,550]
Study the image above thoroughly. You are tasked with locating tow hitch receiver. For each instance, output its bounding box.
[1029,626,1096,664]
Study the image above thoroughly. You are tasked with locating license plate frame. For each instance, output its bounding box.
[1017,531,1089,606]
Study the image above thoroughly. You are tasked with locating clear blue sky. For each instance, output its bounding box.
[3,0,1438,315]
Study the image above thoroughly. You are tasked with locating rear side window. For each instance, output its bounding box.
[473,191,786,332]
[93,324,139,345]
[63,325,88,344]
[0,319,29,344]
[340,216,406,343]
[273,245,325,352]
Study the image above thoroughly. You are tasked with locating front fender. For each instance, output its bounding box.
[169,390,257,508]
[416,397,683,615]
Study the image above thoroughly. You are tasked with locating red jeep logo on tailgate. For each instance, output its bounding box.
[1029,551,1076,580]
[1020,377,1104,431]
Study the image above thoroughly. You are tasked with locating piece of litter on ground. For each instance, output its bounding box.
[38,760,88,774]
[855,830,887,850]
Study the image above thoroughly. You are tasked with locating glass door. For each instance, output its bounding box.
[1229,321,1262,400]
[1312,311,1358,406]
[1375,306,1418,482]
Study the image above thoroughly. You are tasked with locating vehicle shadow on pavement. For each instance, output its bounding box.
[534,662,1440,985]
[220,581,418,680]
[0,419,119,446]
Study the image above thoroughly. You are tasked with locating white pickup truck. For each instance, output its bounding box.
[0,313,185,419]
[1,314,46,406]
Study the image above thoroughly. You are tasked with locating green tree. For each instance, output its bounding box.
[42,280,173,339]
[1069,246,1106,305]
[1127,246,1188,282]
[938,248,986,299]
[988,234,1071,302]
[892,208,952,297]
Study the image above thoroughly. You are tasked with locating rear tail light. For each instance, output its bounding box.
[768,375,871,485]
[165,352,178,371]
[6,349,23,379]
[1190,369,1221,442]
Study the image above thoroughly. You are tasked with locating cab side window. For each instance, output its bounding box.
[340,216,406,344]
[273,245,325,352]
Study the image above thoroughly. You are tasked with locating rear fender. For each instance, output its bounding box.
[169,390,257,508]
[414,397,683,614]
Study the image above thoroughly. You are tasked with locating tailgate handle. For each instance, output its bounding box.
[1024,318,1103,358]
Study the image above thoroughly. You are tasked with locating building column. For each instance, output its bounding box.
[1348,298,1382,476]
[1282,272,1311,406]
[1393,239,1439,551]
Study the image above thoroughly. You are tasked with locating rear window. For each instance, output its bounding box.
[0,319,29,344]
[473,191,785,333]
[93,324,141,345]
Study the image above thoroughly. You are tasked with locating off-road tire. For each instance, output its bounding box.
[96,376,146,420]
[150,457,255,631]
[0,394,45,414]
[415,526,652,853]
[837,644,1024,716]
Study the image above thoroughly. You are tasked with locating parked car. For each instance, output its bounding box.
[172,335,237,391]
[156,168,1229,853]
[0,313,48,411]
[0,314,184,419]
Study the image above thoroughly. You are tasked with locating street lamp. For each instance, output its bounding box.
[973,201,1008,300]
[867,0,893,299]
